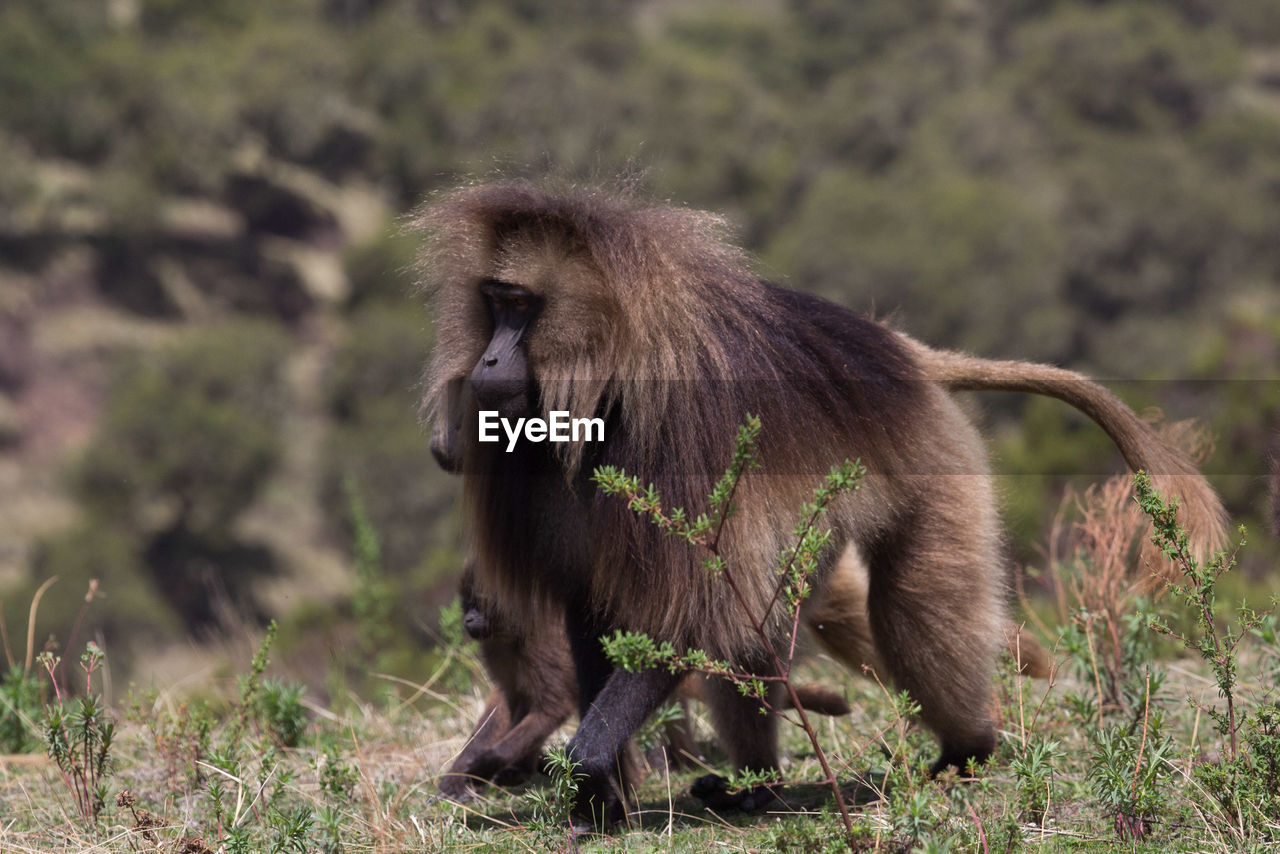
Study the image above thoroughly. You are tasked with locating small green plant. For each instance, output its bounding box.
[632,699,687,757]
[1010,735,1064,824]
[314,744,359,852]
[1087,671,1173,841]
[525,745,584,848]
[39,642,115,827]
[319,743,359,799]
[225,620,278,753]
[256,677,308,748]
[765,811,875,854]
[1136,471,1280,841]
[344,474,395,663]
[595,415,866,844]
[196,621,326,850]
[126,689,216,790]
[889,788,940,847]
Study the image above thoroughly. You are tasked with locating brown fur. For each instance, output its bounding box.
[416,181,1223,813]
[808,548,1052,680]
[438,568,580,802]
[440,564,852,801]
[908,341,1227,577]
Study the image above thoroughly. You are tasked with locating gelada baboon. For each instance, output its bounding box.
[418,182,1224,829]
[439,560,852,802]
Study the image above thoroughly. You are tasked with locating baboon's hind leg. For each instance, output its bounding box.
[864,495,1005,775]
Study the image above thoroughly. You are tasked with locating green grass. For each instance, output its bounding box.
[3,471,1277,853]
[1,639,1276,854]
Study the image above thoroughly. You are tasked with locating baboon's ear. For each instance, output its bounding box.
[430,377,468,473]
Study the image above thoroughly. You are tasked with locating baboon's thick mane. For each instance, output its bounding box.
[416,182,919,481]
[416,182,930,656]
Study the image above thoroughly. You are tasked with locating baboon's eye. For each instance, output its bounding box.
[512,297,528,311]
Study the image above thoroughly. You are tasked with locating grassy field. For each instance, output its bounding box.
[2,477,1277,854]
[1,642,1275,853]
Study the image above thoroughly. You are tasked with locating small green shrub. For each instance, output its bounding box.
[1136,472,1280,843]
[1088,702,1174,841]
[256,677,308,749]
[1010,736,1064,824]
[39,643,116,828]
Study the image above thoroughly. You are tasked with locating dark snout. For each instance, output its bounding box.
[470,325,531,419]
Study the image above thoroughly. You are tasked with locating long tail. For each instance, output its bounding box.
[782,684,852,717]
[912,342,1227,579]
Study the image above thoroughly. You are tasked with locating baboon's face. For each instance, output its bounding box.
[473,229,616,406]
[458,572,494,640]
[468,276,542,421]
[429,223,618,472]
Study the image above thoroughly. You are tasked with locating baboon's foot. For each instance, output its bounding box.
[691,774,781,812]
[434,775,479,803]
[928,734,996,778]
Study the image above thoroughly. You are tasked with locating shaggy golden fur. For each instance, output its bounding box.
[807,548,1052,680]
[416,181,1224,817]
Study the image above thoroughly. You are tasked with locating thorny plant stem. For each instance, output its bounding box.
[63,580,99,693]
[758,495,835,640]
[603,431,860,847]
[967,801,989,854]
[714,557,856,842]
[703,453,857,843]
[1017,631,1027,752]
[689,471,857,843]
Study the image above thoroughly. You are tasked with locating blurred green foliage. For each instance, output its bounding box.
[321,300,456,577]
[18,323,289,650]
[75,322,288,538]
[1,0,1278,670]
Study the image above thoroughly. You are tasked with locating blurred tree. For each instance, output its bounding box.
[4,0,1279,668]
[1012,4,1240,132]
[62,321,290,631]
[764,166,1069,361]
[321,301,452,575]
